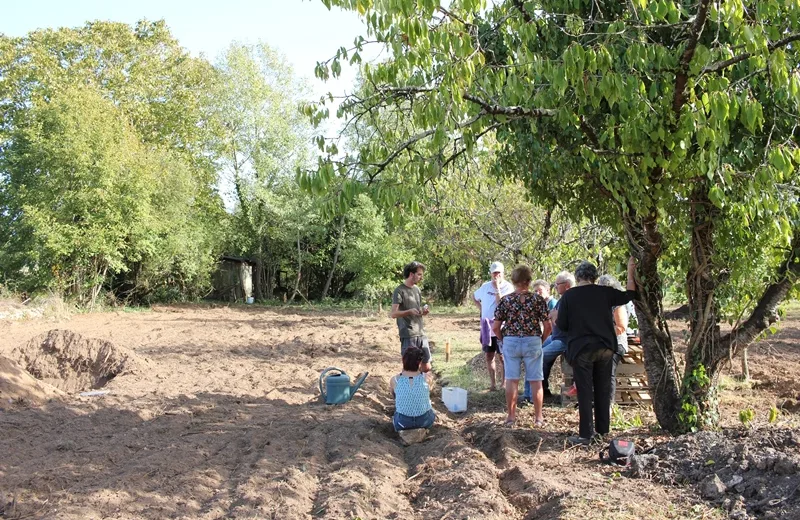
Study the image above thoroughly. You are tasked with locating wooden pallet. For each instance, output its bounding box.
[559,384,652,406]
[559,348,651,406]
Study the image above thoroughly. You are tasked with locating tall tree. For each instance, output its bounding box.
[0,21,225,303]
[212,43,313,300]
[311,0,800,432]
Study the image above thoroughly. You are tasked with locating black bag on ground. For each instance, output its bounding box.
[599,439,635,466]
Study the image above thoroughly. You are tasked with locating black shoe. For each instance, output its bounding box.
[517,396,532,407]
[567,435,591,446]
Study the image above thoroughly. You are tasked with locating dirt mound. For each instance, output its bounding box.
[632,429,800,519]
[12,329,147,393]
[0,355,63,408]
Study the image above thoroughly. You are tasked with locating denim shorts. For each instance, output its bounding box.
[502,336,543,381]
[393,409,435,431]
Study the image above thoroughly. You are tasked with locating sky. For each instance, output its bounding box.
[2,0,374,102]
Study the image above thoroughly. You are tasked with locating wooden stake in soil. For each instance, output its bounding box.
[445,338,451,362]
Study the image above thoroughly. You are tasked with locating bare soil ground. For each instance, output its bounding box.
[1,304,798,519]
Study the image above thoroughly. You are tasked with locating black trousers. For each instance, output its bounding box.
[572,346,615,439]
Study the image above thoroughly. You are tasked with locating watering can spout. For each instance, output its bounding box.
[349,372,369,400]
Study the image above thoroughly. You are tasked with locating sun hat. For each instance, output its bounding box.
[489,261,504,274]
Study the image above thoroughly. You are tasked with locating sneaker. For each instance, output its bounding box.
[567,435,591,446]
[517,396,532,407]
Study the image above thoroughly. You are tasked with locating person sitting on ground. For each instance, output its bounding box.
[523,279,558,403]
[556,257,637,446]
[493,265,551,427]
[390,346,435,432]
[473,261,514,391]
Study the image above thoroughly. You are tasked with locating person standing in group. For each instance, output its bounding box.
[492,265,551,427]
[391,261,431,373]
[473,262,514,391]
[522,279,557,402]
[556,258,637,445]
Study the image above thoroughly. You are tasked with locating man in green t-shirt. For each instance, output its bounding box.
[390,261,431,372]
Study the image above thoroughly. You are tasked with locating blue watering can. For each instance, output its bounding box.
[319,367,368,405]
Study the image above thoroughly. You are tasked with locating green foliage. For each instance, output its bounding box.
[679,365,718,433]
[768,405,780,424]
[0,21,226,304]
[340,194,414,300]
[738,407,756,428]
[610,404,644,431]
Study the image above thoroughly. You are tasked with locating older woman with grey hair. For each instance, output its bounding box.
[556,258,637,445]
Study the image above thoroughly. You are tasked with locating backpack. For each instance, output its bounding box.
[599,439,635,466]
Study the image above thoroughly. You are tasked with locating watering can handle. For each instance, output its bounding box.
[318,367,346,399]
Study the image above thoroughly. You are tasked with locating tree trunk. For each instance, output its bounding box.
[741,347,750,381]
[680,182,723,430]
[321,215,346,300]
[289,231,302,303]
[254,244,265,302]
[624,211,683,433]
[264,239,274,300]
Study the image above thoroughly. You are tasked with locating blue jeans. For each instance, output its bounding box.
[502,336,543,381]
[393,409,435,431]
[524,337,567,399]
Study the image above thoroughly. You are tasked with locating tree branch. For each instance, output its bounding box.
[700,33,800,76]
[673,0,712,114]
[462,93,556,117]
[364,112,485,179]
[722,225,800,357]
[374,86,556,118]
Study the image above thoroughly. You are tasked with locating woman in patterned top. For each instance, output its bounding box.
[390,346,435,431]
[492,265,552,427]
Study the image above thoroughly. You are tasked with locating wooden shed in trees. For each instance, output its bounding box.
[212,256,255,302]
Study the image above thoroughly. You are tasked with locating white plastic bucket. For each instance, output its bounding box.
[246,297,255,304]
[441,387,468,413]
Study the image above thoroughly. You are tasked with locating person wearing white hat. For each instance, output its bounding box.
[472,261,514,390]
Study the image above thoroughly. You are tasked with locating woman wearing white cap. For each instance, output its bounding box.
[472,261,514,390]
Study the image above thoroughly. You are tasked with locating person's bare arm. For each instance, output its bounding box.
[473,296,482,312]
[390,303,420,319]
[542,320,552,341]
[492,319,503,341]
[613,306,627,336]
[627,256,637,291]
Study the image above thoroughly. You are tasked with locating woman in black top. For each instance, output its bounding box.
[556,257,637,445]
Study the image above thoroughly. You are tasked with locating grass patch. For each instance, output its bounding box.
[428,332,489,392]
[120,305,153,313]
[783,298,800,313]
